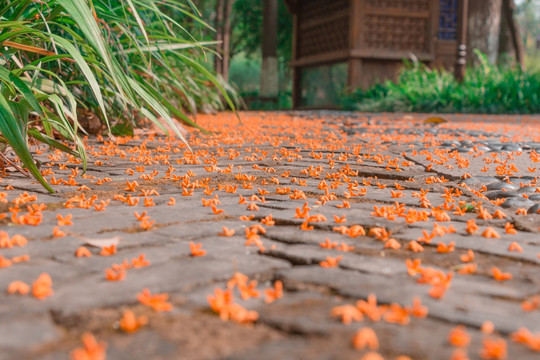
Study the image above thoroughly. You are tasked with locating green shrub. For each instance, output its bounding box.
[343,51,540,114]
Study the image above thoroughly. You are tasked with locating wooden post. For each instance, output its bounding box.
[455,0,469,82]
[347,0,362,89]
[292,66,301,108]
[291,8,300,108]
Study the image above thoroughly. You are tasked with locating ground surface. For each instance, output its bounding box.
[1,111,540,360]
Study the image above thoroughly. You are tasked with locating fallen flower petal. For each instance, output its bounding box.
[407,240,424,253]
[448,325,470,347]
[190,242,207,257]
[508,242,523,252]
[479,337,507,360]
[264,280,283,304]
[70,332,107,360]
[482,227,500,239]
[32,273,53,300]
[75,247,92,258]
[319,255,343,268]
[100,245,117,256]
[492,267,512,281]
[7,281,30,295]
[137,288,173,312]
[119,309,148,333]
[352,327,379,350]
[330,304,363,324]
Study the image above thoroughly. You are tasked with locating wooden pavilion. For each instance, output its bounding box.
[284,0,467,108]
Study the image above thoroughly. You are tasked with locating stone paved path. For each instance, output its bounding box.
[1,112,540,360]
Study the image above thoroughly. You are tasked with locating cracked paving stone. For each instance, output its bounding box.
[1,112,540,359]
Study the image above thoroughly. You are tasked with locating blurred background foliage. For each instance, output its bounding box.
[213,0,539,113]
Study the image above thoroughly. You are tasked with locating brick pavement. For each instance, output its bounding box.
[0,112,540,360]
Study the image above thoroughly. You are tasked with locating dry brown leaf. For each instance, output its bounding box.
[83,236,121,248]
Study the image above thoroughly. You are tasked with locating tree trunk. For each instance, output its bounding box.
[214,0,234,80]
[222,0,234,81]
[498,3,514,63]
[260,0,279,99]
[214,0,224,76]
[467,0,502,64]
[501,0,525,70]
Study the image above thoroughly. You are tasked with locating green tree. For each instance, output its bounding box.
[231,0,292,62]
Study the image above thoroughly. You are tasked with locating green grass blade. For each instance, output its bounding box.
[0,67,44,117]
[127,77,190,148]
[178,54,237,112]
[48,33,109,126]
[0,94,53,192]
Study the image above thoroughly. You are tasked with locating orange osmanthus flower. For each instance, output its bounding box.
[508,242,523,252]
[105,268,126,281]
[448,325,470,347]
[319,238,338,249]
[100,245,117,256]
[466,219,478,234]
[460,249,475,263]
[331,304,363,324]
[207,287,258,324]
[53,226,66,237]
[70,332,107,360]
[119,309,148,333]
[352,327,379,351]
[521,295,540,312]
[457,263,477,275]
[218,227,235,237]
[437,241,455,253]
[190,242,207,257]
[32,273,53,300]
[406,296,428,318]
[504,222,517,234]
[137,288,173,312]
[479,337,507,360]
[356,294,382,322]
[57,213,73,226]
[264,280,283,304]
[131,254,150,268]
[0,255,12,268]
[7,281,30,295]
[319,255,343,268]
[482,227,500,239]
[492,267,512,281]
[11,254,29,263]
[75,247,92,258]
[482,321,495,335]
[407,240,424,253]
[384,238,401,249]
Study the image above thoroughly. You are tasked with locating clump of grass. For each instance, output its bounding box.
[343,51,540,114]
[0,0,236,192]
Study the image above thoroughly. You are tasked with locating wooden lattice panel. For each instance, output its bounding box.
[364,15,428,52]
[367,0,429,11]
[362,0,431,53]
[297,0,349,58]
[300,0,348,21]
